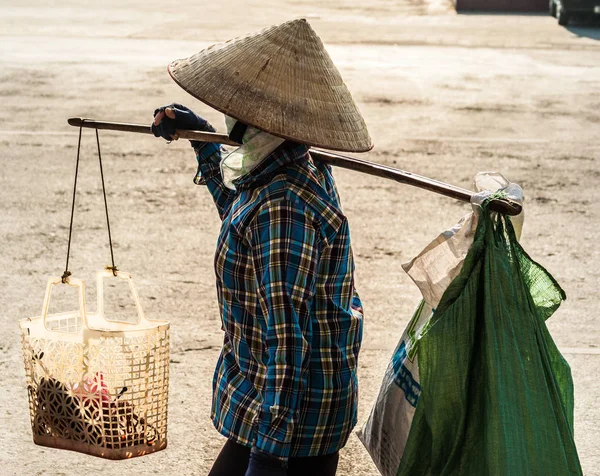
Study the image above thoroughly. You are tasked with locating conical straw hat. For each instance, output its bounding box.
[168,19,373,153]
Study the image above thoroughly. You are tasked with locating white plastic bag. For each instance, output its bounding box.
[358,173,523,476]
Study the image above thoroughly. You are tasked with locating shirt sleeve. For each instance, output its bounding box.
[193,142,235,220]
[246,197,319,460]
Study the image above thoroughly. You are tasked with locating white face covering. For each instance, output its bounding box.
[220,116,285,190]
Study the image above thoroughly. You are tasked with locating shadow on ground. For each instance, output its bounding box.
[456,12,549,16]
[458,11,600,40]
[566,16,600,39]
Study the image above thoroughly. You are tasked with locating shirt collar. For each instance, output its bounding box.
[232,141,310,190]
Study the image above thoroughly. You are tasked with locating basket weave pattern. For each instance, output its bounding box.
[20,273,170,459]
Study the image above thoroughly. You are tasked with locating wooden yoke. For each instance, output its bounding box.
[67,117,522,216]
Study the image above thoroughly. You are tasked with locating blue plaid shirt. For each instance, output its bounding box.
[193,140,364,460]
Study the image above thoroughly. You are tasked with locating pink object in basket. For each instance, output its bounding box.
[72,372,112,408]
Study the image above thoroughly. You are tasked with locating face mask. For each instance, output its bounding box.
[220,116,285,190]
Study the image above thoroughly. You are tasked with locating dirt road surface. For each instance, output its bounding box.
[1,1,598,474]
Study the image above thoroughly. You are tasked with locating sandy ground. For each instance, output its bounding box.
[1,1,599,474]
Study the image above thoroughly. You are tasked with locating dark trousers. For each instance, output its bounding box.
[208,439,339,476]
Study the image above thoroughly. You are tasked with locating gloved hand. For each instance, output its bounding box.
[151,103,215,142]
[244,449,287,476]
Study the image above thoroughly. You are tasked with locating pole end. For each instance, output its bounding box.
[67,117,87,127]
[489,198,523,216]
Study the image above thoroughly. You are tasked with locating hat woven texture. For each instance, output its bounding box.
[168,19,373,153]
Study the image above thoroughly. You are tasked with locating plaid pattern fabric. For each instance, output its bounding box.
[194,141,364,459]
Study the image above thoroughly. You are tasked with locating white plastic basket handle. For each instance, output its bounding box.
[41,276,88,333]
[96,268,150,325]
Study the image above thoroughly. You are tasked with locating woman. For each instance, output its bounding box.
[152,19,372,476]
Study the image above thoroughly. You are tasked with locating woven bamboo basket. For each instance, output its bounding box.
[20,269,170,459]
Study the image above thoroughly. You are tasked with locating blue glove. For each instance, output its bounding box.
[244,449,287,476]
[151,103,215,142]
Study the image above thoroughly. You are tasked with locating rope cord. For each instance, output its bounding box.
[62,125,117,282]
[95,128,118,276]
[62,127,83,283]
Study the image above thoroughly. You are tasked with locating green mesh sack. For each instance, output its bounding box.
[398,204,582,476]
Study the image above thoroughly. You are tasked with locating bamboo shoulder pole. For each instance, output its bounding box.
[67,117,240,146]
[67,117,522,216]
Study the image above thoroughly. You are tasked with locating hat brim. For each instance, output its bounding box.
[167,19,374,153]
